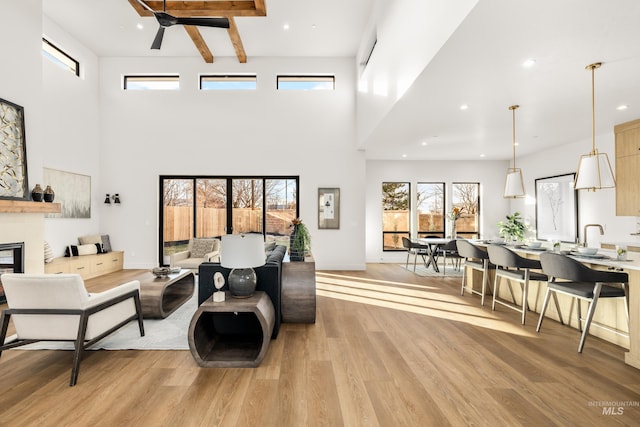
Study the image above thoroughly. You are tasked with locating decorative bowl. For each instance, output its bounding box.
[152,267,171,278]
[577,247,598,255]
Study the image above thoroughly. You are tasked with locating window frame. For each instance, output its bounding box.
[277,75,335,91]
[42,38,79,77]
[123,75,180,91]
[381,182,411,251]
[200,74,258,90]
[451,182,481,239]
[416,182,446,238]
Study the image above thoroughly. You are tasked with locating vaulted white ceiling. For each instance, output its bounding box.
[43,0,640,161]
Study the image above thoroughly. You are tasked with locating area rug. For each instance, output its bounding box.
[400,263,463,278]
[15,293,198,351]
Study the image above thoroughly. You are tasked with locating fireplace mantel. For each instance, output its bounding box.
[0,200,61,214]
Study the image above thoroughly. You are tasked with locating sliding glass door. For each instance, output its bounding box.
[160,175,298,265]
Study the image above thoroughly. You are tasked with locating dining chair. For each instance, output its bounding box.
[538,253,629,352]
[401,237,429,272]
[457,240,494,306]
[487,244,548,325]
[440,239,462,276]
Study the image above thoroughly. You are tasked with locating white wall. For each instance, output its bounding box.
[365,158,509,262]
[513,131,640,248]
[41,17,102,256]
[98,56,366,270]
[356,0,478,146]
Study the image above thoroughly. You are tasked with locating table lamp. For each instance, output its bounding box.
[220,234,265,298]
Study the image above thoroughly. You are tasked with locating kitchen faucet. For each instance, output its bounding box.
[583,224,604,247]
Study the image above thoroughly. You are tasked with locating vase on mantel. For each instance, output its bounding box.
[43,185,55,203]
[31,184,44,202]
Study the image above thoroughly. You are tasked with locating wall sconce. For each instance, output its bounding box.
[104,194,121,204]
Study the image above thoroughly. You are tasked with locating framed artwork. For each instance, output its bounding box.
[318,187,340,229]
[535,173,578,242]
[0,97,29,200]
[44,168,91,218]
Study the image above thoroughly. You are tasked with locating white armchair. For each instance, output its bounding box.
[169,238,220,273]
[0,273,144,386]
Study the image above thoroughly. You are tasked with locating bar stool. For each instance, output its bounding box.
[538,252,629,353]
[487,244,548,325]
[457,240,494,306]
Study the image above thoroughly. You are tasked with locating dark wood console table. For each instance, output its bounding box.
[188,291,275,368]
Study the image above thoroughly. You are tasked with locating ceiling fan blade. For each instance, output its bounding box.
[174,17,230,28]
[151,26,165,50]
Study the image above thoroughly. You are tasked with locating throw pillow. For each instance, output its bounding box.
[77,244,98,256]
[264,242,276,253]
[191,239,215,258]
[78,234,102,245]
[101,235,112,252]
[44,241,54,263]
[65,245,78,257]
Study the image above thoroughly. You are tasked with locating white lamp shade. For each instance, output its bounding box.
[574,152,616,190]
[504,168,525,198]
[220,234,265,268]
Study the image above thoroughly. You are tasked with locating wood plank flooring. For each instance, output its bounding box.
[1,264,640,426]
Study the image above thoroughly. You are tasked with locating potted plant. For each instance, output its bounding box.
[289,218,311,261]
[497,212,527,242]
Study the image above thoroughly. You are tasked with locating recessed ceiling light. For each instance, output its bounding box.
[522,58,536,68]
[514,142,519,146]
[421,141,428,146]
[401,154,407,158]
[460,104,469,110]
[480,153,485,158]
[311,24,317,29]
[283,23,290,30]
[617,104,629,111]
[136,23,144,30]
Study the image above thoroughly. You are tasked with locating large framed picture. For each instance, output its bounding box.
[535,173,578,242]
[44,168,91,218]
[0,97,29,200]
[318,187,340,229]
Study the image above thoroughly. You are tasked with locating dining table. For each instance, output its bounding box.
[417,237,452,273]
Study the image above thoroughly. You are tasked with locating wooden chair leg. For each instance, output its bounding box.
[536,287,553,332]
[578,284,602,353]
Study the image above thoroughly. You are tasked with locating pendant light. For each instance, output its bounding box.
[574,62,616,191]
[504,105,525,198]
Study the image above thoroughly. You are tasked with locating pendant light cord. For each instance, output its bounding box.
[587,62,601,154]
[509,105,519,168]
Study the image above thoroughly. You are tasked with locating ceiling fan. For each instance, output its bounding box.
[136,0,230,50]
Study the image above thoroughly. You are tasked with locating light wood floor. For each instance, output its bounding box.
[1,264,640,426]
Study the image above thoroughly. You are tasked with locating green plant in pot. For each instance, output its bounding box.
[289,218,311,261]
[497,212,527,242]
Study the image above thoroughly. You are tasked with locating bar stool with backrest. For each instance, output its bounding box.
[401,237,430,272]
[537,252,629,353]
[487,244,548,325]
[457,240,495,306]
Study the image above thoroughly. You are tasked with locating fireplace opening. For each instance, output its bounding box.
[0,242,25,304]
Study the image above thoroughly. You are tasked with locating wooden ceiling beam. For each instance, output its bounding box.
[184,26,214,63]
[227,17,247,63]
[130,1,264,63]
[139,1,266,16]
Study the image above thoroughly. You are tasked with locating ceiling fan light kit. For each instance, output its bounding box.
[504,105,526,198]
[574,62,616,191]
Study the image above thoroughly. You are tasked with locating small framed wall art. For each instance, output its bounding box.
[318,187,340,229]
[0,97,29,200]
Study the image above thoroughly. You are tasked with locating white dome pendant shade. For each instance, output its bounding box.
[574,62,616,191]
[504,105,526,198]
